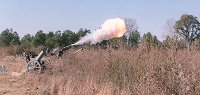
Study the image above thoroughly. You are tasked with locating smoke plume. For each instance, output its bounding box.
[72,18,127,45]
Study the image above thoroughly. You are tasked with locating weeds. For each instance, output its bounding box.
[15,47,200,95]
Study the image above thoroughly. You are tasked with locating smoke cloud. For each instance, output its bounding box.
[72,18,127,45]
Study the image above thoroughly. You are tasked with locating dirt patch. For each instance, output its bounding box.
[0,56,37,95]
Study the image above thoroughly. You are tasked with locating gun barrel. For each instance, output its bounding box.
[63,45,71,48]
[62,44,76,50]
[36,51,45,61]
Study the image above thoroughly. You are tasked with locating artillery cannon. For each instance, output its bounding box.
[26,45,74,73]
[27,50,50,73]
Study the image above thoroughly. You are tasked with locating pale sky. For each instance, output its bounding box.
[0,0,200,40]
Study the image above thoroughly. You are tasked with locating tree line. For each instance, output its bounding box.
[0,28,90,49]
[0,14,200,51]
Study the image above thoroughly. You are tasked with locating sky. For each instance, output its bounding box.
[0,0,200,40]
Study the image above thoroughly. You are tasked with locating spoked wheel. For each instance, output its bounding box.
[39,59,51,70]
[44,59,51,67]
[27,60,42,73]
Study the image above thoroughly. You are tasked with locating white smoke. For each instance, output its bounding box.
[72,18,127,45]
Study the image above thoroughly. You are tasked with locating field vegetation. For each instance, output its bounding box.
[1,14,200,95]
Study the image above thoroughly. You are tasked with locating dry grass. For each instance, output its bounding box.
[2,46,200,95]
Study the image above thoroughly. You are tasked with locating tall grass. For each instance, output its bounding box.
[20,47,200,95]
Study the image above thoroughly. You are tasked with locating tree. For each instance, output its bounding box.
[129,30,140,48]
[163,36,173,48]
[45,31,62,48]
[32,30,46,47]
[163,19,181,49]
[98,40,109,49]
[61,30,79,46]
[124,18,138,41]
[10,31,20,45]
[0,28,20,46]
[77,28,90,38]
[46,31,55,39]
[142,32,160,50]
[152,35,159,46]
[174,14,200,50]
[45,37,58,48]
[21,34,33,48]
[142,32,153,45]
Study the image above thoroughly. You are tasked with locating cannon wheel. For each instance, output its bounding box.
[43,59,51,70]
[39,59,51,70]
[27,60,42,73]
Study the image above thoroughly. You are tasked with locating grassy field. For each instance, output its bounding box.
[1,47,200,95]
